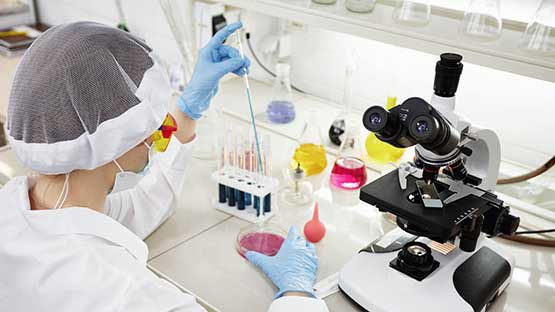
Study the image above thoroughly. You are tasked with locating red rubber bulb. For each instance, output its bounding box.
[304,202,326,243]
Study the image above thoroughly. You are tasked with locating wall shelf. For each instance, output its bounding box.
[213,0,555,82]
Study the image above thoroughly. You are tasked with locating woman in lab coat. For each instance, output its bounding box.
[0,22,328,311]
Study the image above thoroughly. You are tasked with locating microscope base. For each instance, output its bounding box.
[339,231,514,312]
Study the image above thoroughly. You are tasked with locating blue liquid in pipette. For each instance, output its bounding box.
[267,101,295,124]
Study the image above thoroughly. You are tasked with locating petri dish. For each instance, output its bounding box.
[236,223,287,258]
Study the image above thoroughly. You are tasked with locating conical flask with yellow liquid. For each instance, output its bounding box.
[291,110,327,176]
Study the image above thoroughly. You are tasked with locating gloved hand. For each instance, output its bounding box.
[178,22,251,120]
[246,226,318,299]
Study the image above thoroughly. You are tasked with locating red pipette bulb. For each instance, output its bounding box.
[304,202,326,243]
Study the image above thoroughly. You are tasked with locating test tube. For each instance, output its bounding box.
[244,134,253,206]
[226,128,236,207]
[262,135,272,214]
[236,133,245,210]
[252,133,261,215]
[217,133,226,203]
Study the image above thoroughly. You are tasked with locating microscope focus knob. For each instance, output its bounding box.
[398,242,435,271]
[499,214,520,236]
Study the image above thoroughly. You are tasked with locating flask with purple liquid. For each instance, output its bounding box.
[266,63,295,124]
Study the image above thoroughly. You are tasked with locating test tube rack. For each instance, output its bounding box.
[211,169,279,223]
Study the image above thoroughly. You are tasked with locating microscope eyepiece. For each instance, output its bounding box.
[363,106,415,148]
[434,53,463,98]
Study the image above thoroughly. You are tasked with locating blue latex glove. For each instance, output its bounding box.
[178,22,251,119]
[246,226,318,299]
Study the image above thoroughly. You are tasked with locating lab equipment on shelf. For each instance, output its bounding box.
[346,0,376,13]
[279,162,313,206]
[213,129,278,223]
[459,0,502,41]
[291,111,328,176]
[365,97,405,164]
[392,0,431,26]
[236,222,287,258]
[266,63,296,124]
[519,0,555,56]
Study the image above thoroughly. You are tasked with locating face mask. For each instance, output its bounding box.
[111,142,152,194]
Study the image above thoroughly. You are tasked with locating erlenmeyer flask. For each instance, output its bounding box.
[329,57,356,146]
[459,0,502,41]
[291,110,328,177]
[393,0,431,27]
[267,63,295,124]
[519,0,555,56]
[330,125,367,191]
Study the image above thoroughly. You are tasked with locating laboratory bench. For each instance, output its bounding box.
[1,55,554,312]
[145,111,555,312]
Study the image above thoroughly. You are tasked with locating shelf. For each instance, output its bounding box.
[213,0,555,82]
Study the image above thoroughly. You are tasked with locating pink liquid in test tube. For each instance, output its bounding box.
[330,156,367,190]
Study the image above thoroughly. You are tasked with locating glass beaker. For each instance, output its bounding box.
[365,97,405,164]
[519,0,555,56]
[266,63,296,124]
[346,0,376,13]
[459,0,502,41]
[291,110,328,177]
[312,0,337,4]
[393,0,431,27]
[330,125,367,191]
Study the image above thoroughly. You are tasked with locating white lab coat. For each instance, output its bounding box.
[0,137,329,312]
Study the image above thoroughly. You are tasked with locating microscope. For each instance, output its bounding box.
[339,53,520,312]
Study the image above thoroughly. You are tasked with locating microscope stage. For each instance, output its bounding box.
[360,169,499,242]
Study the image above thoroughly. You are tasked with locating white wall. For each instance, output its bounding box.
[35,0,554,166]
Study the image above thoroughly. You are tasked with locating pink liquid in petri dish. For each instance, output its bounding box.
[330,156,368,190]
[238,232,285,258]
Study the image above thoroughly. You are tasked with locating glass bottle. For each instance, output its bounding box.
[519,0,555,56]
[329,53,357,147]
[459,0,502,41]
[365,97,405,164]
[346,0,376,13]
[330,124,367,191]
[291,110,328,177]
[393,0,431,27]
[266,63,296,124]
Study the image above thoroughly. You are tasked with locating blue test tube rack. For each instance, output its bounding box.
[211,169,279,223]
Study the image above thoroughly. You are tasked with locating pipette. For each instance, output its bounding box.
[236,36,265,179]
[235,31,266,221]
